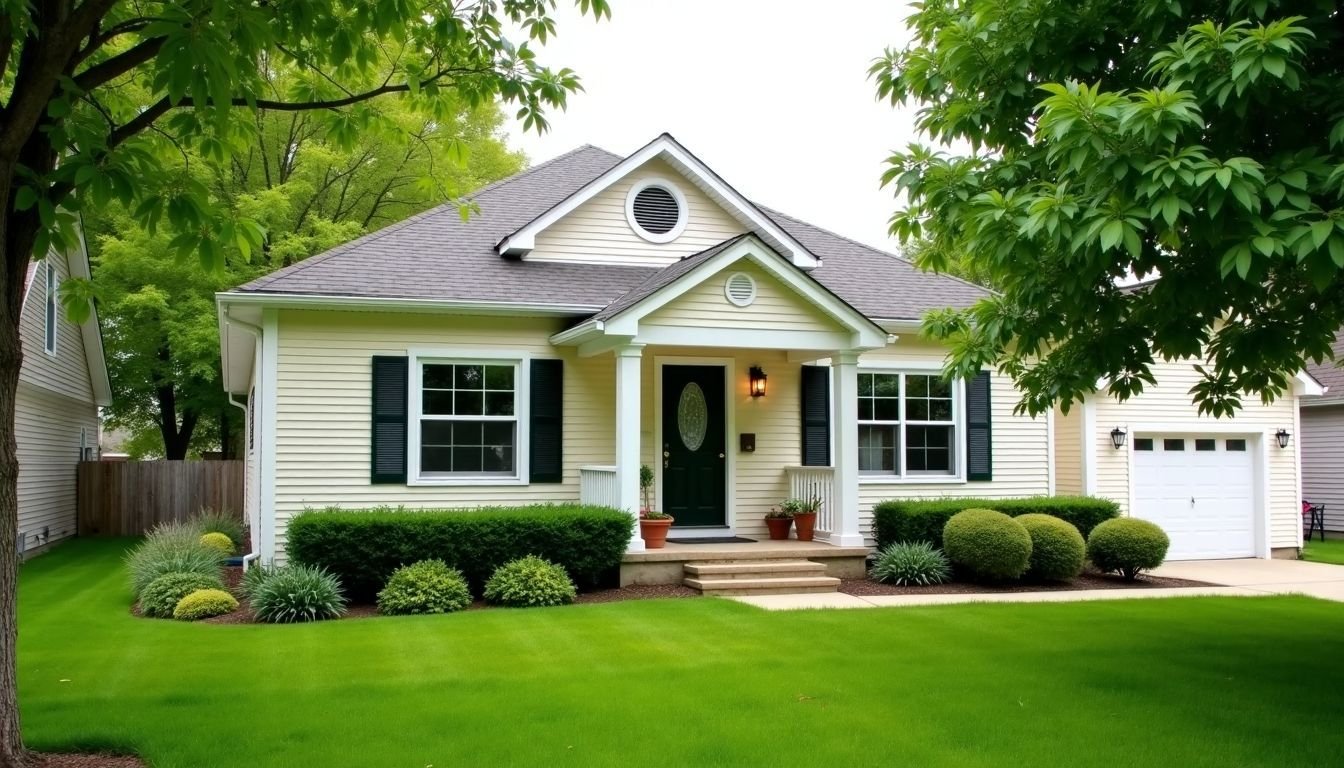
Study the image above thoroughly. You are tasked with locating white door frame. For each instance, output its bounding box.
[653,355,736,538]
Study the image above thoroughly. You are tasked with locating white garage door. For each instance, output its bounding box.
[1132,436,1256,560]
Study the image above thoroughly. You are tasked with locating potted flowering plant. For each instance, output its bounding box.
[780,495,822,541]
[638,464,673,548]
[764,507,794,540]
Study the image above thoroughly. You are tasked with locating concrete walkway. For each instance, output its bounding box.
[729,558,1344,611]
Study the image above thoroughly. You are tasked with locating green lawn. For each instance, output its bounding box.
[1303,536,1344,565]
[18,540,1344,768]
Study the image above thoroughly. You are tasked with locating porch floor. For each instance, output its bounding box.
[620,540,871,587]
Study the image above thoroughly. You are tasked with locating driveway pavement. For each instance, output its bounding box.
[1151,558,1344,602]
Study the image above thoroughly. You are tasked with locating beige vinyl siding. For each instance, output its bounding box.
[643,261,844,333]
[19,248,93,401]
[528,158,746,267]
[1088,360,1302,550]
[1053,405,1082,494]
[16,381,99,552]
[1300,403,1344,531]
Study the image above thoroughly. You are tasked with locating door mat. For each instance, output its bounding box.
[665,536,757,544]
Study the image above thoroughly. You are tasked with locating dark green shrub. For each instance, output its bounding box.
[286,504,633,600]
[173,589,239,621]
[126,522,226,598]
[140,571,225,619]
[250,564,347,623]
[377,560,472,615]
[1088,518,1170,580]
[1017,514,1085,581]
[484,556,577,607]
[870,541,951,586]
[942,509,1033,581]
[873,496,1119,549]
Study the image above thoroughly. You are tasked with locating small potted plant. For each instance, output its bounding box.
[638,464,673,548]
[764,507,794,540]
[781,495,822,541]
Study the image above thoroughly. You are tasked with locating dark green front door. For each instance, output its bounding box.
[662,365,726,527]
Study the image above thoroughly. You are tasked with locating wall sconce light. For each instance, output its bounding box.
[748,365,767,398]
[1110,427,1127,450]
[1275,428,1290,449]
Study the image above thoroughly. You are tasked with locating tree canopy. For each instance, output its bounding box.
[871,0,1344,416]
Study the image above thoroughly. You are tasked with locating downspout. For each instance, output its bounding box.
[224,305,263,571]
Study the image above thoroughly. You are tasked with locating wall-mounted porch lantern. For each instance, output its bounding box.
[1110,427,1127,450]
[748,365,767,398]
[1275,428,1291,449]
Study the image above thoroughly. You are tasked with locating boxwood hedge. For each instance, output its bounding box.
[873,496,1119,550]
[286,504,633,600]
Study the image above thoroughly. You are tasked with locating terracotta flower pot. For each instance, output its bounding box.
[764,516,793,540]
[639,517,673,549]
[793,512,817,541]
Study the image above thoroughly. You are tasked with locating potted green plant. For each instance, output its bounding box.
[638,464,673,548]
[764,507,794,540]
[781,495,822,541]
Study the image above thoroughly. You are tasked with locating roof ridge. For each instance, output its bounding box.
[468,143,619,201]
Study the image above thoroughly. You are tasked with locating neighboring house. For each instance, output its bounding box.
[217,134,1317,564]
[17,230,112,556]
[1301,331,1344,532]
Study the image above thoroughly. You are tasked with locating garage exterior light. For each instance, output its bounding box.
[1110,427,1127,450]
[1275,428,1290,449]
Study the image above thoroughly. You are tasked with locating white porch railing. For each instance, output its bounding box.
[784,466,836,538]
[579,465,621,509]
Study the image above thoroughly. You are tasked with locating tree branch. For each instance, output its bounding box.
[72,35,165,92]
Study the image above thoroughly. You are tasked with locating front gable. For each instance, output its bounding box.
[643,261,845,335]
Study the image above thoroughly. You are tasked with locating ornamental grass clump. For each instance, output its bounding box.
[192,507,245,547]
[377,560,472,615]
[126,521,226,598]
[139,571,225,619]
[1088,518,1170,581]
[870,541,952,586]
[942,509,1033,581]
[484,556,577,607]
[173,589,239,621]
[1017,514,1086,581]
[249,564,347,623]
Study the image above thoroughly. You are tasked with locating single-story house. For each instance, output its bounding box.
[1301,331,1343,532]
[17,229,112,556]
[217,133,1319,564]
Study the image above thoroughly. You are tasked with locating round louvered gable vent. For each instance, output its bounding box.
[725,272,757,307]
[625,178,688,243]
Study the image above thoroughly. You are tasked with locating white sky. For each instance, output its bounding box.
[504,0,919,253]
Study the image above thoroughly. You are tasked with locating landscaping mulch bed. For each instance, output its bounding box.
[839,569,1215,596]
[30,753,145,767]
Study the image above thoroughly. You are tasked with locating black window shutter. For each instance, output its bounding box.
[966,370,993,481]
[800,365,830,466]
[370,356,408,484]
[529,359,564,483]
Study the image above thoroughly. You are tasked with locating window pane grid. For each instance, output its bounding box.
[418,361,519,477]
[858,371,957,477]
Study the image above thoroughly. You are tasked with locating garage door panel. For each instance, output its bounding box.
[1133,435,1255,560]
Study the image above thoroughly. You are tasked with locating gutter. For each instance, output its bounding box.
[223,306,263,570]
[216,290,601,317]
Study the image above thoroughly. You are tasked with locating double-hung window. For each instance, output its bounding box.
[858,371,959,478]
[416,360,520,479]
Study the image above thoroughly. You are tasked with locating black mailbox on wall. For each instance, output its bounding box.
[739,433,756,453]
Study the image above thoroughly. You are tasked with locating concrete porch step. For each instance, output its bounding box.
[683,560,829,580]
[683,575,842,596]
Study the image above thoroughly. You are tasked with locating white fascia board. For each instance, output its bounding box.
[66,225,113,407]
[498,134,820,269]
[1294,370,1325,397]
[215,291,601,316]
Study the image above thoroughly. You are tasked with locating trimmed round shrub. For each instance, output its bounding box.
[870,541,952,586]
[942,509,1033,581]
[250,564,347,623]
[1017,514,1086,581]
[377,560,472,615]
[199,532,234,556]
[192,507,245,546]
[484,556,577,607]
[140,571,225,619]
[126,522,226,598]
[172,589,239,621]
[1088,518,1170,581]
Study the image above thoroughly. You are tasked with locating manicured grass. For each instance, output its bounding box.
[19,539,1344,767]
[1303,536,1344,565]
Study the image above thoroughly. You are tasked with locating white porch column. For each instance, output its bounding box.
[615,343,645,552]
[829,351,865,546]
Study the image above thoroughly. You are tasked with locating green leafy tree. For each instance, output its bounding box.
[871,0,1344,417]
[0,1,607,763]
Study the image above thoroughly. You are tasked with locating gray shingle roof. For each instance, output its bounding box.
[234,144,991,320]
[1305,330,1344,403]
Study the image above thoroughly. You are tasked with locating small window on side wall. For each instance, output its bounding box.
[1134,438,1154,451]
[43,261,57,355]
[1226,439,1247,452]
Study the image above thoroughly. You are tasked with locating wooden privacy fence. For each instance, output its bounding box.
[78,460,244,536]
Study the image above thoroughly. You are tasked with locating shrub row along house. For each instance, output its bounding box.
[216,134,1322,571]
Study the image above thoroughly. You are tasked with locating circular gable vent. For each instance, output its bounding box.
[626,178,688,243]
[725,272,757,307]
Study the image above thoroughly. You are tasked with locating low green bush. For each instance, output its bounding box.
[870,541,951,586]
[377,560,472,615]
[239,562,274,598]
[1017,514,1086,581]
[199,532,234,556]
[126,522,226,598]
[139,571,225,619]
[943,509,1033,581]
[484,556,577,607]
[249,564,347,623]
[873,496,1119,549]
[192,507,245,547]
[1088,518,1170,581]
[172,588,239,621]
[286,504,633,600]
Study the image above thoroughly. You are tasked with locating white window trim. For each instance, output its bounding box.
[624,176,689,244]
[43,260,57,356]
[406,349,532,486]
[856,366,967,485]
